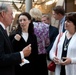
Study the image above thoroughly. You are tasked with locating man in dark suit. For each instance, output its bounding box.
[41,14,58,60]
[0,3,31,75]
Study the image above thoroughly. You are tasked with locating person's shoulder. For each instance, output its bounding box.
[51,25,58,30]
[41,22,49,26]
[30,33,37,40]
[33,21,49,27]
[51,25,56,28]
[30,33,36,37]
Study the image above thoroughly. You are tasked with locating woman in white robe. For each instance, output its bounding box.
[49,12,76,75]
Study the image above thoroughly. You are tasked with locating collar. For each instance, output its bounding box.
[0,22,6,30]
[60,16,65,24]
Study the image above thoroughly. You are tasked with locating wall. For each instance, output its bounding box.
[65,0,76,13]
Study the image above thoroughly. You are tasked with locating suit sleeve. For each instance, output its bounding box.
[0,32,21,67]
[47,28,58,52]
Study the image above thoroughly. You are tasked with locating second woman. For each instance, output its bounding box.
[9,12,38,75]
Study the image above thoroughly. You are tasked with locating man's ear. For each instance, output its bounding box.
[0,11,5,18]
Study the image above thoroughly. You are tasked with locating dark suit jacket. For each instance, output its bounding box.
[46,25,58,60]
[0,25,21,75]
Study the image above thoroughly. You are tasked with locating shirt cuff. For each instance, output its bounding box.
[71,58,76,64]
[20,59,30,66]
[20,51,24,59]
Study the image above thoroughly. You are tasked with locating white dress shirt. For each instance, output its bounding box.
[22,32,28,42]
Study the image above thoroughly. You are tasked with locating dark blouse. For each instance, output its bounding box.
[9,33,38,75]
[60,36,72,75]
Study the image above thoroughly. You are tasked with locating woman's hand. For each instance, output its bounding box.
[60,57,71,65]
[14,34,21,41]
[53,57,60,64]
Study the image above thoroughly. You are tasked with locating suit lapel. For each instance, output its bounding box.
[0,25,13,52]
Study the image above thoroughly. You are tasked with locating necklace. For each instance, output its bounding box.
[64,43,69,51]
[63,36,71,51]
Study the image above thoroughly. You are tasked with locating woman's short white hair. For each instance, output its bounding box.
[29,8,42,21]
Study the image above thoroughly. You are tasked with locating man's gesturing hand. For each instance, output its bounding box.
[22,44,31,57]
